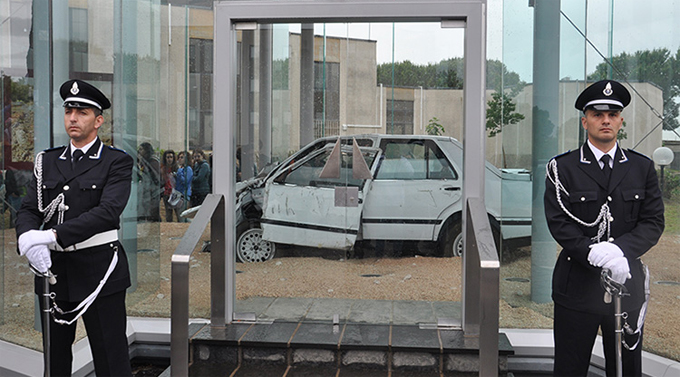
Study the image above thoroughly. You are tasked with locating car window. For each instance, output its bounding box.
[428,146,457,179]
[376,140,457,180]
[274,147,377,188]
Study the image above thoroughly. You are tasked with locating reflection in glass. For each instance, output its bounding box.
[234,22,470,324]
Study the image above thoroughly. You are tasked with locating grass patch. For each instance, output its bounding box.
[663,198,680,234]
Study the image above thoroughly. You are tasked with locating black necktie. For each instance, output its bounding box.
[72,149,84,170]
[601,154,612,181]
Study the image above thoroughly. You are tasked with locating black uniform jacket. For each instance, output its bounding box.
[16,138,134,302]
[544,143,664,315]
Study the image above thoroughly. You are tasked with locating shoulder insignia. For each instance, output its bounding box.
[552,150,571,160]
[626,148,652,160]
[44,145,66,153]
[108,145,128,154]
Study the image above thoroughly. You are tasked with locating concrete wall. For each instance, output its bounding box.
[489,81,664,170]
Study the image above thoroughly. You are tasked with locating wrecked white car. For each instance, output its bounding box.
[235,135,532,262]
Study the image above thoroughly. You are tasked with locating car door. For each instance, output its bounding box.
[261,143,380,250]
[361,138,462,241]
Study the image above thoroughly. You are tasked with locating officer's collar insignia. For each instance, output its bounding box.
[90,142,104,159]
[603,82,613,96]
[59,146,68,160]
[70,82,80,95]
[579,145,592,164]
[619,149,629,163]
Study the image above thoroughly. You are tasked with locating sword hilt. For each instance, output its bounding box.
[601,268,627,298]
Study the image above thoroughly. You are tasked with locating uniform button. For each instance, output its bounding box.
[42,184,47,189]
[64,205,69,210]
[92,184,97,189]
[581,197,586,201]
[609,216,614,222]
[63,185,70,191]
[607,196,612,202]
[635,194,639,200]
[609,237,614,242]
[567,256,571,261]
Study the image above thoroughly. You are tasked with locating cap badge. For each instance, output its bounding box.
[70,82,80,95]
[603,82,613,96]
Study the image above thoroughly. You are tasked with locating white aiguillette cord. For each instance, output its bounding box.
[51,245,119,325]
[546,158,611,243]
[33,149,120,325]
[548,158,649,351]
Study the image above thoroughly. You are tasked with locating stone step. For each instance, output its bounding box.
[187,321,514,376]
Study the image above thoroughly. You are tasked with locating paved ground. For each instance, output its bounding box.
[3,221,680,366]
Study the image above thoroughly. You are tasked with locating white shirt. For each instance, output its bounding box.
[70,137,98,159]
[587,140,616,169]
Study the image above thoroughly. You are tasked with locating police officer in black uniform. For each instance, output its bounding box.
[544,80,664,376]
[16,79,134,376]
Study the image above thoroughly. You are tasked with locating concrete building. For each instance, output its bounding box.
[1,1,678,375]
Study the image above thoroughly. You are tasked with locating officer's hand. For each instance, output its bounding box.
[587,242,623,267]
[22,244,52,274]
[18,229,57,254]
[602,257,631,285]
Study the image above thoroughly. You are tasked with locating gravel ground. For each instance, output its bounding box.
[2,221,679,362]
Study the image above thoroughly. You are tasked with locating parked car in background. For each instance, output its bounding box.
[235,135,532,262]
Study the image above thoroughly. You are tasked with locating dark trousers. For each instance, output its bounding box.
[41,290,132,377]
[191,192,208,207]
[554,303,643,377]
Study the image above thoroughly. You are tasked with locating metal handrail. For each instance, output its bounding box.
[170,193,225,377]
[464,197,500,377]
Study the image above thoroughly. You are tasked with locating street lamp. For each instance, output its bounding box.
[653,146,674,196]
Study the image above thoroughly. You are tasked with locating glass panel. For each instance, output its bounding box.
[0,0,168,351]
[499,0,680,363]
[234,21,470,325]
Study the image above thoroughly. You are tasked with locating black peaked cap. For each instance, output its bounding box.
[574,79,631,112]
[60,79,111,110]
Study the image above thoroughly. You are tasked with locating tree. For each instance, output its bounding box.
[376,58,523,91]
[426,117,445,135]
[10,78,33,103]
[589,48,680,130]
[485,91,526,137]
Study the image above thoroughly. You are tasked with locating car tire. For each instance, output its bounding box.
[440,221,463,257]
[439,220,501,258]
[236,222,276,263]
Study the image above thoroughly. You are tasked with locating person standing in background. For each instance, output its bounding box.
[175,151,193,221]
[191,149,210,207]
[137,142,161,222]
[160,150,179,221]
[4,166,29,227]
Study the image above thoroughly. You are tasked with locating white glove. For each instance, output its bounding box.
[18,229,56,255]
[588,242,623,267]
[22,244,52,273]
[602,256,631,285]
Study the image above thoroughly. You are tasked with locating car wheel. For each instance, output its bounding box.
[440,220,501,258]
[236,224,276,263]
[439,221,463,257]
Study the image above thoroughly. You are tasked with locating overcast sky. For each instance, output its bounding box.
[287,0,680,84]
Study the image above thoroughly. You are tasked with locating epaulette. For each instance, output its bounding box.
[108,145,129,155]
[43,145,66,153]
[552,150,571,160]
[626,148,652,160]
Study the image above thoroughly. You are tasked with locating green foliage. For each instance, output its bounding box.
[376,58,524,90]
[589,48,680,131]
[272,58,289,90]
[661,169,680,200]
[426,117,445,135]
[9,78,33,103]
[485,91,525,137]
[663,183,680,234]
[618,121,628,141]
